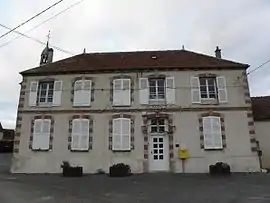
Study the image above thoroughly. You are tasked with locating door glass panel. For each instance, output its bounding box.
[159,149,163,153]
[159,155,163,160]
[159,144,163,148]
[154,155,158,160]
[154,144,158,148]
[159,138,163,142]
[154,149,158,154]
[153,138,158,142]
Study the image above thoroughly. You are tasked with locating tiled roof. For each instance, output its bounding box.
[252,96,270,121]
[20,49,249,76]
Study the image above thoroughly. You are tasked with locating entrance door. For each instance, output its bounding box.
[148,135,169,171]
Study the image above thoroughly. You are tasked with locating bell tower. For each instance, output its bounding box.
[40,31,54,65]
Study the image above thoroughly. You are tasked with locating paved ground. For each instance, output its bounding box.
[1,154,270,203]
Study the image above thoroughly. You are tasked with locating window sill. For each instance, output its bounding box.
[112,104,131,107]
[149,100,166,105]
[204,148,224,151]
[37,103,53,107]
[200,99,219,105]
[112,149,131,152]
[70,149,90,152]
[31,149,50,152]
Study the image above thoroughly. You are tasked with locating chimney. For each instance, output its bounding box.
[215,46,221,59]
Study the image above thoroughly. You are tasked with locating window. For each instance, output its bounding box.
[150,118,166,133]
[38,82,54,104]
[202,116,223,149]
[149,78,165,101]
[112,118,131,151]
[71,119,90,151]
[32,119,51,150]
[191,76,227,103]
[29,81,62,107]
[199,77,217,99]
[73,80,92,106]
[113,79,131,106]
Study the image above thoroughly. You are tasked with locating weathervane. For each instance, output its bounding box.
[46,30,51,46]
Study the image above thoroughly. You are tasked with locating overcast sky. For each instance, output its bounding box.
[0,0,270,129]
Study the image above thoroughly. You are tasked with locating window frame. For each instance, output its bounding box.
[37,81,54,106]
[112,78,131,106]
[149,118,166,133]
[148,78,166,102]
[199,77,218,100]
[202,116,223,150]
[32,119,51,150]
[71,118,90,151]
[112,117,131,151]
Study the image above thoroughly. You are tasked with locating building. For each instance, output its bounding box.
[0,122,15,153]
[252,96,270,169]
[11,44,260,173]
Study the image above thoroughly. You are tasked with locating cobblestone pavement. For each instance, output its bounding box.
[1,154,270,203]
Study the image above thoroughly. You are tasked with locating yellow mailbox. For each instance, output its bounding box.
[178,148,188,159]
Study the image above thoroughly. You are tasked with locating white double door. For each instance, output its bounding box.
[148,134,169,172]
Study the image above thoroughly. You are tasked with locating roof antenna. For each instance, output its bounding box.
[182,45,185,50]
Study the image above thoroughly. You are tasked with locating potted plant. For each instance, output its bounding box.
[61,161,83,177]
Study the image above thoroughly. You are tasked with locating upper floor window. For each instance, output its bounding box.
[29,80,62,107]
[113,79,131,106]
[199,77,217,100]
[149,118,166,133]
[191,76,227,104]
[149,78,165,101]
[202,116,223,149]
[73,80,92,107]
[38,82,54,104]
[139,77,175,105]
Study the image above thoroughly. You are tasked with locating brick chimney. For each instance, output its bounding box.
[215,46,221,59]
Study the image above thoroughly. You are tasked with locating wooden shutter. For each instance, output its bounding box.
[166,77,176,104]
[211,117,223,149]
[203,117,213,149]
[217,76,228,103]
[112,119,122,150]
[71,119,81,150]
[83,80,92,106]
[73,80,83,106]
[122,79,131,106]
[52,80,62,106]
[32,119,43,149]
[32,119,50,150]
[190,77,201,103]
[139,78,149,104]
[80,119,89,150]
[121,118,131,150]
[113,79,123,106]
[29,81,38,106]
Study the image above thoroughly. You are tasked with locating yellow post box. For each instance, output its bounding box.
[178,148,188,159]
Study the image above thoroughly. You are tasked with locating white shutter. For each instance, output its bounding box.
[211,117,223,149]
[52,81,62,106]
[71,119,81,150]
[80,119,89,150]
[83,80,92,106]
[29,81,38,106]
[121,118,131,150]
[190,77,201,103]
[112,119,122,150]
[42,119,51,150]
[217,76,228,103]
[122,79,131,106]
[203,117,213,149]
[139,78,149,104]
[73,80,83,106]
[32,119,43,149]
[113,79,123,106]
[166,77,176,104]
[32,119,50,150]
